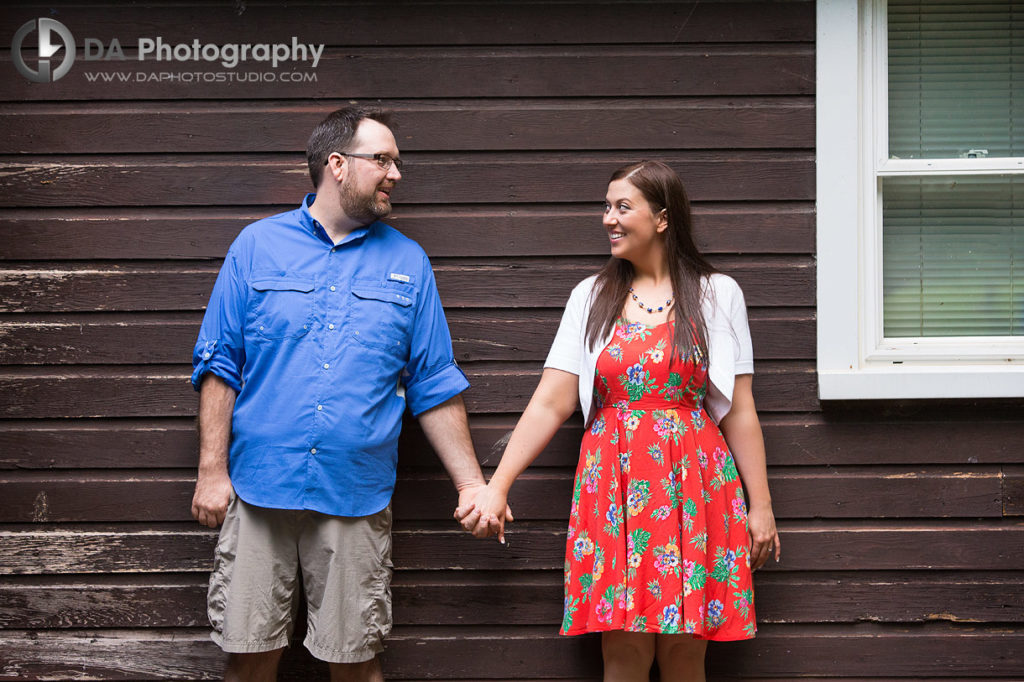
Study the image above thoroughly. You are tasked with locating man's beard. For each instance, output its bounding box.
[339,177,391,225]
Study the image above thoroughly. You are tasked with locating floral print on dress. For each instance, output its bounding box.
[561,318,755,641]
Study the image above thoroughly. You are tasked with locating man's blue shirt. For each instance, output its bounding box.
[192,194,469,517]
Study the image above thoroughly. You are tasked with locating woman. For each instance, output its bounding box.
[458,161,780,681]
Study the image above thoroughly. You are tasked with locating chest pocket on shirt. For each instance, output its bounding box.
[347,280,416,354]
[250,275,315,340]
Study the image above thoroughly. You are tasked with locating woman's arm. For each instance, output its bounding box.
[456,367,579,541]
[718,374,780,570]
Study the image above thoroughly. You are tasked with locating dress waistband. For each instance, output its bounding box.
[597,399,702,411]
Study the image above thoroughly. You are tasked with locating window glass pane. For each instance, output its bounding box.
[888,0,1024,159]
[883,175,1024,337]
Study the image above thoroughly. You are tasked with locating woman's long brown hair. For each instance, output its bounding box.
[585,161,718,362]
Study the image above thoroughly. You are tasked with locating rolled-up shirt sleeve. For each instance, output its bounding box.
[191,246,247,393]
[403,255,469,416]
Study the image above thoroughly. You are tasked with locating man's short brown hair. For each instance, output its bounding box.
[306,106,394,188]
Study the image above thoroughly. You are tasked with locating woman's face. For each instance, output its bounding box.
[603,178,667,263]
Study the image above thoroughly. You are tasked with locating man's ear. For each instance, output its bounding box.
[325,153,346,182]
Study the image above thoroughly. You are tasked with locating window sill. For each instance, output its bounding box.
[819,365,1024,400]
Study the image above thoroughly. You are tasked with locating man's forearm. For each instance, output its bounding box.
[197,374,236,476]
[192,374,237,527]
[417,394,485,491]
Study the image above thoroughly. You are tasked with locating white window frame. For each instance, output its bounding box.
[816,0,1024,399]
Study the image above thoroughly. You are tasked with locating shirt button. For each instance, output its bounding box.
[203,352,211,359]
[328,324,335,330]
[316,404,323,411]
[310,448,317,454]
[330,285,336,292]
[323,363,330,369]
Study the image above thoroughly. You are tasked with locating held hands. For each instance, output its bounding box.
[191,470,233,528]
[454,482,514,543]
[747,502,781,571]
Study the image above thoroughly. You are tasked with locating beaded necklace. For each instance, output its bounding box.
[628,287,673,314]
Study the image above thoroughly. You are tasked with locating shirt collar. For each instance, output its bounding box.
[301,193,373,246]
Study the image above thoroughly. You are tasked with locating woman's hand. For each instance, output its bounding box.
[747,502,780,570]
[718,375,779,571]
[455,483,514,543]
[453,368,578,544]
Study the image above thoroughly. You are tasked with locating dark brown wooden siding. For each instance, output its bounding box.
[1,1,1020,679]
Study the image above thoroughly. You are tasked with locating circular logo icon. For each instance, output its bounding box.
[12,18,76,83]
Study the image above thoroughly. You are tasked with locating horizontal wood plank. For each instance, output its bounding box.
[708,624,1024,677]
[1,571,1020,630]
[0,466,1005,523]
[1003,467,1024,516]
[0,474,197,524]
[0,416,583,470]
[0,308,815,365]
[7,411,1024,472]
[0,623,1019,679]
[0,526,219,575]
[0,361,819,418]
[0,3,814,47]
[754,572,1024,626]
[765,468,1005,519]
[0,48,815,102]
[762,415,1024,467]
[2,522,1022,575]
[0,576,208,629]
[0,203,816,259]
[0,628,222,680]
[0,419,205,470]
[0,257,815,312]
[0,99,814,154]
[0,466,1002,523]
[0,153,815,207]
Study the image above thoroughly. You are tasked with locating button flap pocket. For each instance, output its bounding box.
[352,285,414,307]
[251,276,314,293]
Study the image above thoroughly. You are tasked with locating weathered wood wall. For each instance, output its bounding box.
[1,1,1021,679]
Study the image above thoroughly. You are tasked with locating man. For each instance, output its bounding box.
[190,107,499,681]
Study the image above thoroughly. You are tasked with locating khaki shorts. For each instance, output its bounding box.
[207,493,393,663]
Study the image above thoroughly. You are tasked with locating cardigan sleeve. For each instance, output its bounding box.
[543,276,593,376]
[703,273,754,424]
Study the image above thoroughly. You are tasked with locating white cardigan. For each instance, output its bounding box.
[543,273,754,426]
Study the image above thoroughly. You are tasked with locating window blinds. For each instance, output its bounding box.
[889,0,1023,159]
[883,0,1023,337]
[883,175,1023,336]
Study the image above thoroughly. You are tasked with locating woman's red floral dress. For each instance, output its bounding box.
[560,318,756,640]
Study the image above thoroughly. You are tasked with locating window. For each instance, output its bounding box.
[816,0,1024,399]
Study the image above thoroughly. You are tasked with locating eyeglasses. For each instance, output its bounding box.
[329,152,403,172]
